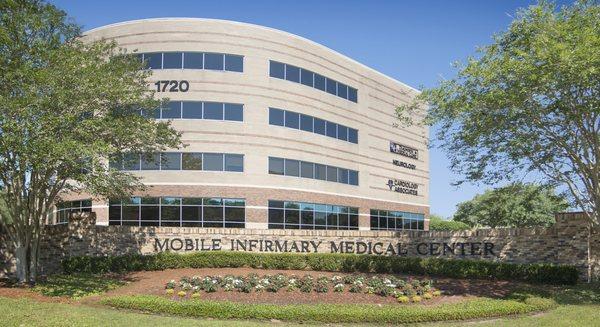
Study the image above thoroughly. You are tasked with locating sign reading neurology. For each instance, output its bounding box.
[392,159,416,170]
[387,179,419,195]
[154,238,497,257]
[390,141,418,160]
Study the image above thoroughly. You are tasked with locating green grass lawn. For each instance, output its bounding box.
[33,274,126,299]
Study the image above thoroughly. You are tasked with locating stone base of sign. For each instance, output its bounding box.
[1,213,598,282]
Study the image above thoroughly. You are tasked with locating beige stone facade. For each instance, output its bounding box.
[62,18,430,232]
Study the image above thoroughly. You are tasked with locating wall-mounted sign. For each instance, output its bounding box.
[387,179,418,196]
[393,159,416,170]
[390,141,418,160]
[154,80,189,92]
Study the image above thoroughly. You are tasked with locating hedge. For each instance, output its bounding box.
[61,252,579,285]
[101,294,556,324]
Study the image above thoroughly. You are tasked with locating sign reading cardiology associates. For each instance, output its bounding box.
[154,238,497,257]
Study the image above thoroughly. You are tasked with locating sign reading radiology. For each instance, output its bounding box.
[154,238,497,257]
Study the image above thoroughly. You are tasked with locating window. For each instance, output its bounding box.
[284,111,299,129]
[151,101,243,121]
[123,153,140,170]
[141,153,160,170]
[117,152,242,172]
[268,108,358,144]
[326,121,337,138]
[269,108,284,126]
[183,52,203,69]
[162,52,182,69]
[269,61,357,102]
[268,156,358,186]
[203,153,224,171]
[203,102,223,120]
[224,54,243,72]
[337,125,348,141]
[182,153,202,170]
[300,114,313,132]
[54,199,92,224]
[109,197,245,228]
[224,154,243,172]
[204,52,224,70]
[161,101,181,119]
[314,118,326,135]
[348,128,358,144]
[141,52,242,72]
[370,210,425,231]
[182,101,203,119]
[268,200,358,230]
[144,53,162,69]
[224,103,243,121]
[161,153,181,170]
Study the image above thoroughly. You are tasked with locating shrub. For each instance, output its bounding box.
[177,291,186,298]
[62,252,579,285]
[423,293,433,300]
[165,289,174,295]
[397,295,410,303]
[411,295,422,303]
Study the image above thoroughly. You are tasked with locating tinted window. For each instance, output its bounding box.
[204,53,224,70]
[300,161,314,178]
[123,153,140,170]
[224,154,243,172]
[182,153,202,170]
[224,103,243,121]
[338,168,349,184]
[337,125,348,141]
[348,128,358,144]
[314,74,326,91]
[183,52,203,69]
[203,102,223,120]
[300,69,313,87]
[161,153,181,170]
[348,87,358,102]
[182,101,202,119]
[337,83,348,99]
[326,78,337,95]
[269,157,284,175]
[161,101,181,119]
[326,121,337,138]
[162,52,182,69]
[203,153,224,171]
[269,108,284,126]
[326,166,338,182]
[300,114,313,132]
[313,118,326,135]
[284,111,299,129]
[145,53,162,69]
[315,164,326,180]
[224,54,243,72]
[349,170,359,185]
[285,159,300,177]
[270,61,285,79]
[141,153,160,170]
[285,65,300,82]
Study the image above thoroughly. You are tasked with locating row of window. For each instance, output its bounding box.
[54,200,92,224]
[268,157,359,186]
[137,52,243,72]
[109,197,246,227]
[110,153,244,172]
[370,209,425,231]
[269,108,358,144]
[269,61,358,103]
[141,101,243,121]
[268,200,359,230]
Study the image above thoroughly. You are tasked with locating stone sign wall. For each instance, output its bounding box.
[1,212,599,282]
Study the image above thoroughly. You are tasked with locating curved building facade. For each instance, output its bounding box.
[58,18,429,232]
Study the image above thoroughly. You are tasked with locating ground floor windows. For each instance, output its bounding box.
[268,200,359,230]
[370,210,424,231]
[109,197,245,228]
[268,156,359,186]
[54,199,92,224]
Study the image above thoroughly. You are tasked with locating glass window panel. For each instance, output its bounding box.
[203,102,223,120]
[161,197,181,205]
[182,153,202,170]
[141,153,160,170]
[224,198,245,207]
[379,216,388,229]
[349,214,359,228]
[300,69,313,87]
[182,101,202,119]
[338,214,349,228]
[300,161,314,178]
[225,207,245,222]
[161,153,181,170]
[337,83,348,99]
[109,206,121,223]
[327,213,338,228]
[349,170,359,186]
[269,200,284,208]
[203,206,223,221]
[123,197,141,205]
[348,87,358,102]
[123,153,140,170]
[141,107,161,119]
[204,53,224,70]
[269,108,285,126]
[224,54,243,72]
[203,153,224,171]
[315,204,327,212]
[285,65,300,82]
[140,206,159,222]
[203,198,222,205]
[301,211,314,227]
[268,157,285,175]
[313,118,326,135]
[182,206,201,221]
[224,154,243,172]
[300,202,314,211]
[314,74,325,91]
[161,206,180,225]
[370,216,378,229]
[284,159,300,177]
[224,103,243,121]
[183,52,203,69]
[348,128,358,144]
[269,208,284,223]
[315,164,326,180]
[122,206,139,221]
[269,61,285,79]
[161,101,181,119]
[326,166,338,182]
[338,168,349,184]
[145,52,162,69]
[326,121,337,138]
[109,155,123,170]
[162,52,182,69]
[300,114,313,132]
[337,125,348,141]
[314,211,327,227]
[284,111,299,129]
[182,198,203,205]
[285,210,299,225]
[284,201,300,209]
[418,220,424,230]
[326,78,337,95]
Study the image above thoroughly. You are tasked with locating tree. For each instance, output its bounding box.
[0,0,182,283]
[398,1,600,225]
[428,214,470,231]
[453,183,569,228]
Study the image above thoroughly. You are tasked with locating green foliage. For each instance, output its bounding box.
[61,252,579,285]
[101,294,556,324]
[32,274,125,299]
[397,1,600,225]
[453,182,569,228]
[428,214,470,231]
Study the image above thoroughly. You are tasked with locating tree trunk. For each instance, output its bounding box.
[15,244,30,284]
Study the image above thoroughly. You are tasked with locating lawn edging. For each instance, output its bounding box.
[100,294,557,324]
[63,251,579,285]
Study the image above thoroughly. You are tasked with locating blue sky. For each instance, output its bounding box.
[49,0,572,218]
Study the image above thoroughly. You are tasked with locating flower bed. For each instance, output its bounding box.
[164,273,442,303]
